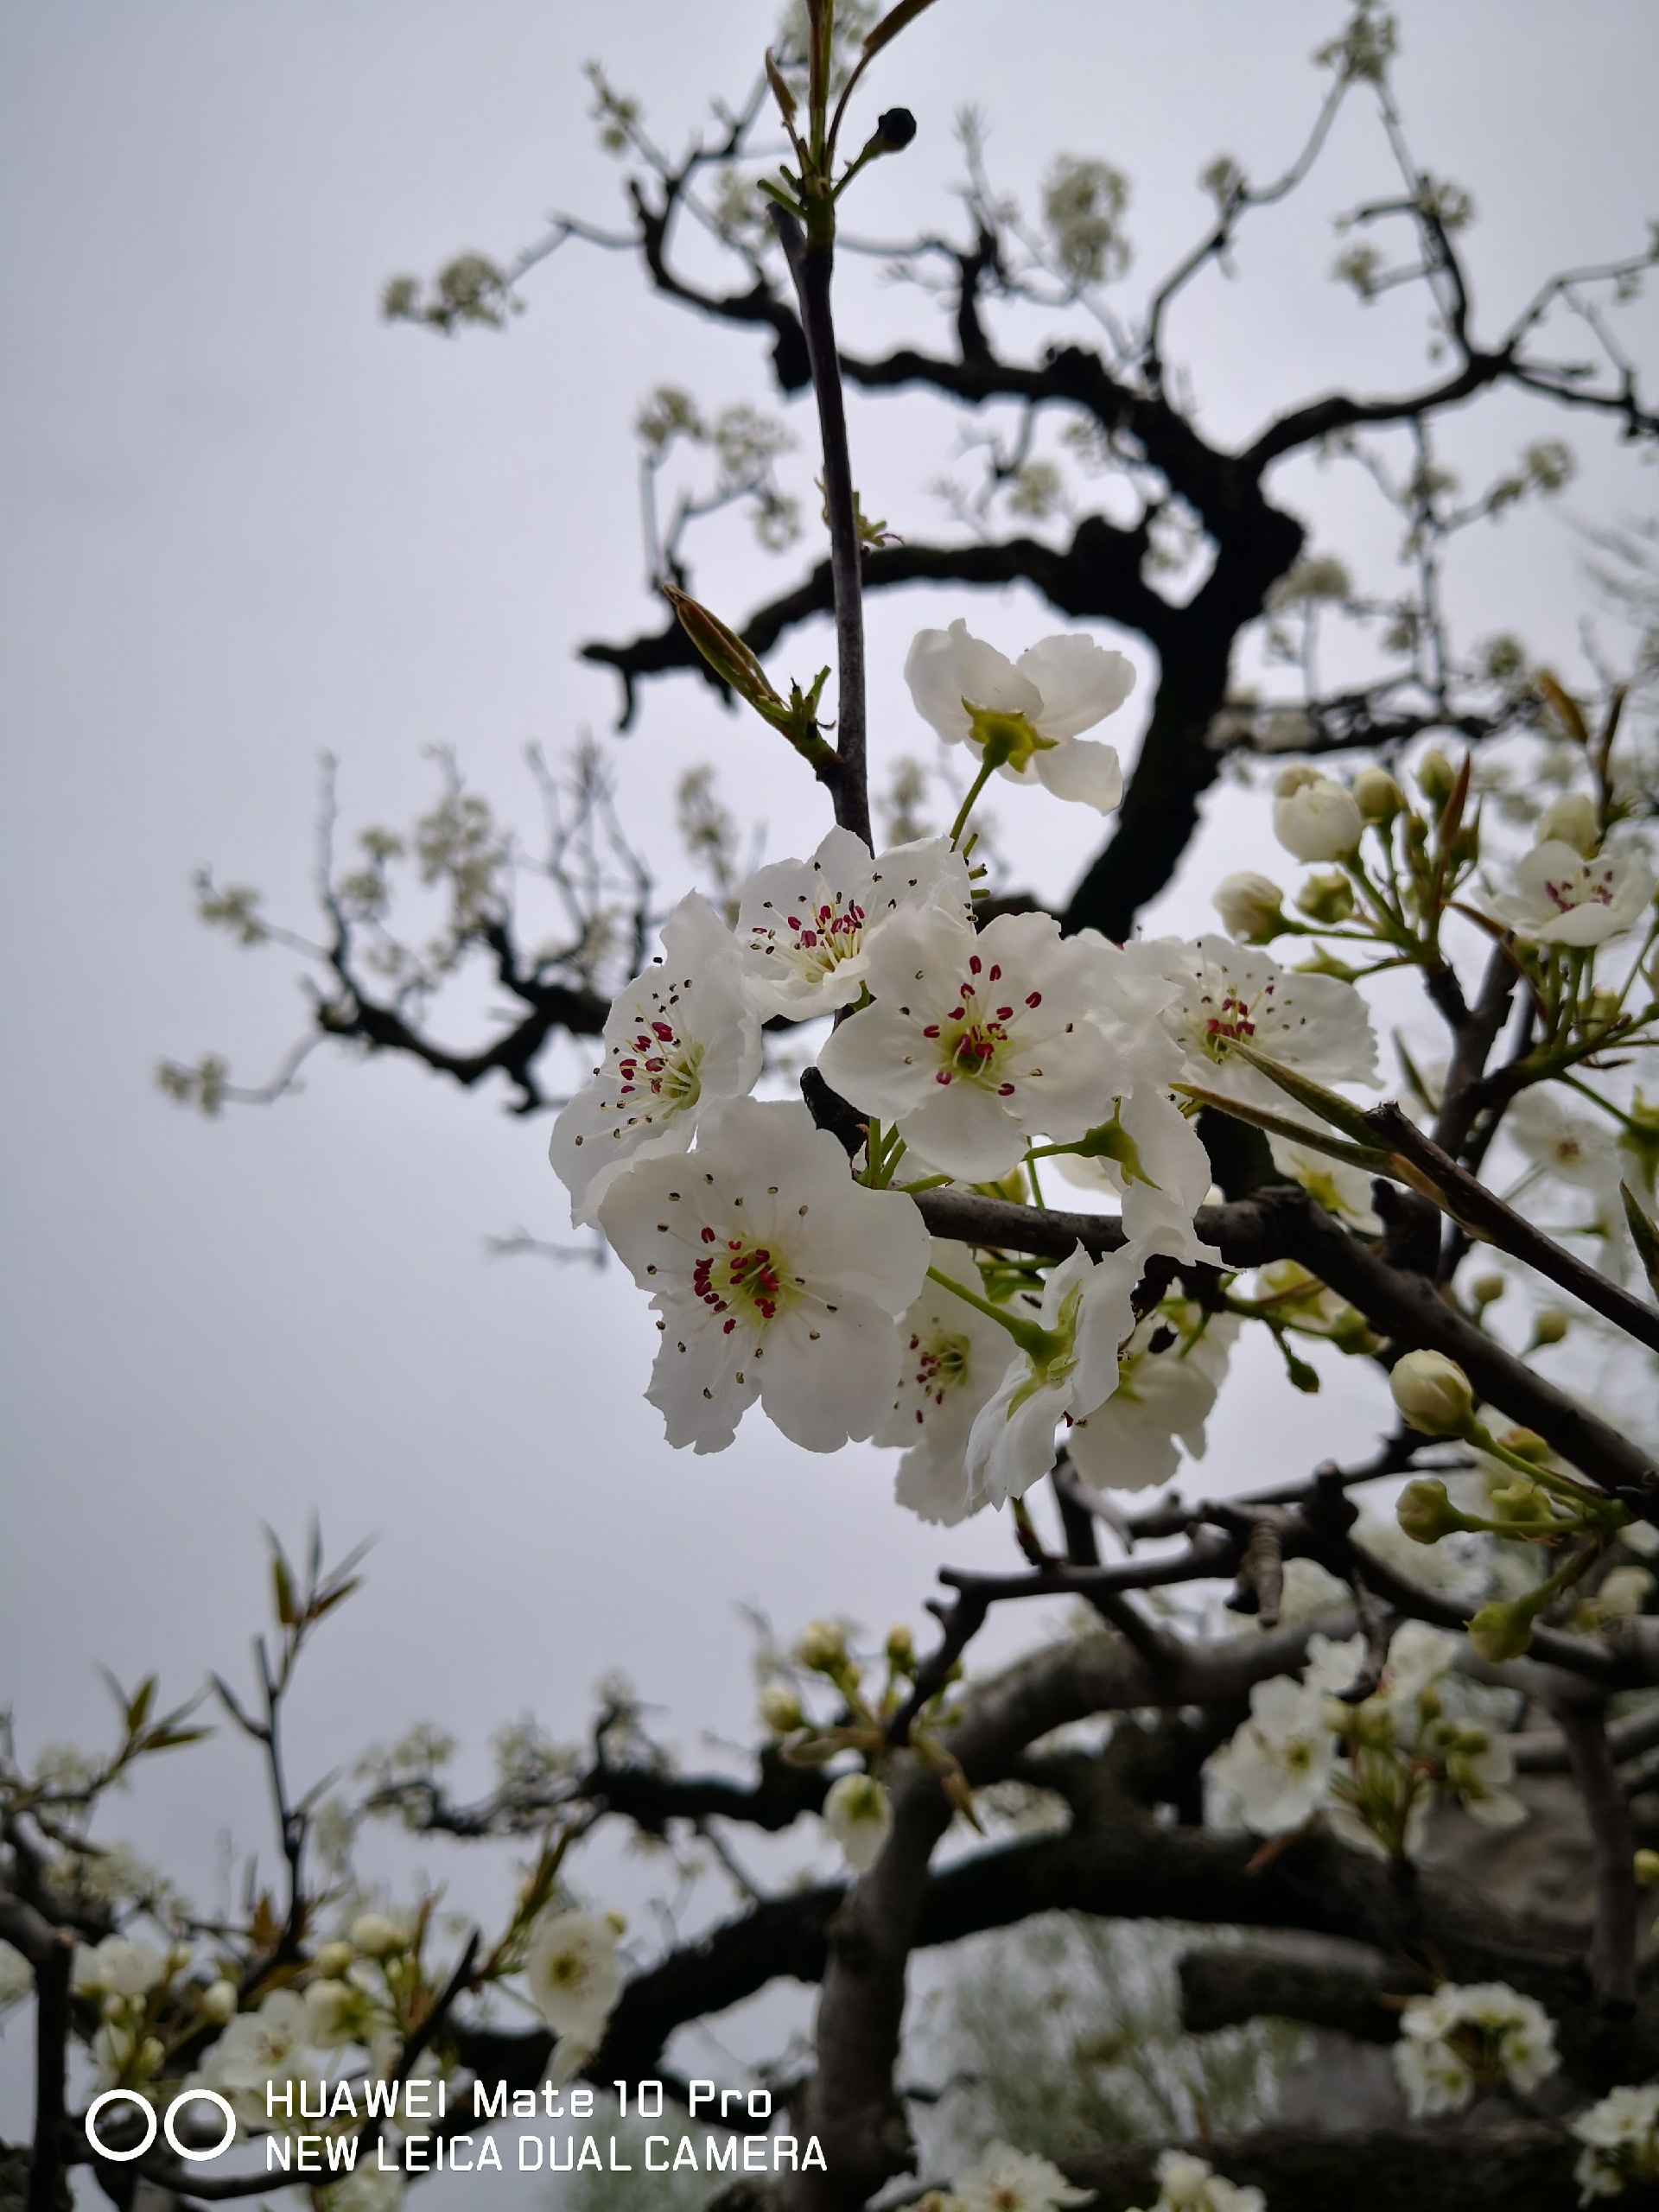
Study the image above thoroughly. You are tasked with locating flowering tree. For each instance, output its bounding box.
[9,5,1659,2211]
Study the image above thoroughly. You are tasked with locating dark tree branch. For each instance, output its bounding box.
[25,1929,72,2212]
[1554,1694,1639,2017]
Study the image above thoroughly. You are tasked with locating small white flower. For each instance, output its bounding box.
[199,1986,327,2127]
[73,1936,165,1999]
[600,1097,931,1454]
[550,893,761,1227]
[1268,1135,1381,1231]
[823,1771,893,1873]
[1068,1306,1237,1494]
[1206,1672,1337,1835]
[1136,2148,1265,2212]
[1211,871,1287,944]
[1572,2083,1659,2202]
[0,1942,33,2011]
[1393,2031,1473,2119]
[880,1243,1020,1526]
[1504,1090,1622,1198]
[963,1240,1150,1510]
[1052,1085,1218,1266]
[905,620,1134,813]
[1382,1618,1460,1709]
[1393,1981,1558,2118]
[952,2140,1094,2212]
[1272,766,1363,862]
[819,908,1158,1184]
[735,827,969,1018]
[1487,839,1655,946]
[1124,937,1377,1111]
[524,1910,623,2045]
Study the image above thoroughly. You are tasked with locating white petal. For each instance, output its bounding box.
[1017,632,1136,739]
[1031,736,1123,812]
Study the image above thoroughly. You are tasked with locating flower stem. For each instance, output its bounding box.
[947,754,998,851]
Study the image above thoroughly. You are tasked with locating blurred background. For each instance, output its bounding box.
[2,0,1656,2162]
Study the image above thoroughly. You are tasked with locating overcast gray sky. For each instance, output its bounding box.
[3,0,1656,2165]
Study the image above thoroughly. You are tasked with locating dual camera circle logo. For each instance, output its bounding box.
[84,2087,237,2163]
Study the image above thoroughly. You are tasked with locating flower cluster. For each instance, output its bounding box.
[1207,1621,1523,1852]
[1124,2149,1266,2212]
[1572,2083,1659,2201]
[1392,1980,1558,2118]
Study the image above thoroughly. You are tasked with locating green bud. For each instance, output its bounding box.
[1465,1595,1540,1663]
[1497,1426,1551,1465]
[760,1685,805,1734]
[1416,747,1457,807]
[885,1624,916,1672]
[1396,1478,1471,1545]
[1532,1310,1570,1345]
[1634,1848,1659,1890]
[1469,1272,1506,1306]
[1294,868,1356,925]
[796,1618,848,1673]
[1354,766,1404,823]
[1489,1478,1549,1524]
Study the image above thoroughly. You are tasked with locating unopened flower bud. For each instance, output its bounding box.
[1465,1595,1538,1663]
[1389,1349,1475,1437]
[1415,747,1457,807]
[138,2037,165,2075]
[101,1992,127,2023]
[1470,1272,1506,1306]
[1212,870,1287,943]
[874,107,917,151]
[1489,1478,1548,1523]
[1538,792,1599,856]
[1532,1310,1570,1345]
[759,1685,804,1735]
[200,1978,238,2024]
[1396,1478,1468,1545]
[349,1913,401,1959]
[1353,766,1403,824]
[315,1942,354,1980]
[796,1618,848,1672]
[885,1624,916,1671]
[1328,1306,1382,1357]
[1634,1848,1659,1889]
[1294,868,1355,925]
[1497,1426,1550,1465]
[1273,766,1363,862]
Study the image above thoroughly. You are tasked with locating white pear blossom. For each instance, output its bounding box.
[524,1910,623,2048]
[905,620,1134,813]
[1068,1306,1238,1493]
[1206,1637,1365,1834]
[1272,766,1363,862]
[0,1942,33,2011]
[952,2140,1094,2212]
[1487,838,1655,946]
[880,1243,1020,1525]
[823,1771,893,1873]
[73,1936,165,1999]
[1505,1090,1623,1200]
[1052,1084,1218,1265]
[1124,937,1377,1113]
[1211,871,1287,944]
[600,1097,931,1454]
[963,1239,1151,1510]
[550,893,761,1226]
[1128,2149,1265,2212]
[735,827,970,1018]
[1572,2083,1659,2201]
[1268,1134,1381,1231]
[199,1987,327,2127]
[819,907,1163,1184]
[1393,1981,1558,2118]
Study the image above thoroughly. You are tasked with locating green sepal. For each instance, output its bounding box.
[1224,1039,1389,1151]
[1621,1179,1659,1301]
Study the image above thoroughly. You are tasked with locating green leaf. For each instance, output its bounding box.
[861,0,940,60]
[1621,1180,1659,1301]
[1171,1079,1393,1175]
[1224,1040,1386,1151]
[271,1547,298,1629]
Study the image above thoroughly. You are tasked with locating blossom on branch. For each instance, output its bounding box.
[600,1098,931,1453]
[1205,1636,1364,1836]
[819,907,1165,1183]
[904,620,1134,814]
[879,1241,1020,1525]
[951,2141,1094,2212]
[1272,765,1363,862]
[1125,936,1378,1109]
[1067,1305,1238,1493]
[1127,2149,1266,2212]
[1051,1083,1219,1264]
[1392,1980,1558,2118]
[550,893,760,1226]
[525,1907,624,2086]
[823,1770,893,1872]
[1486,838,1656,946]
[963,1239,1151,1509]
[736,825,970,1018]
[1573,2083,1659,2201]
